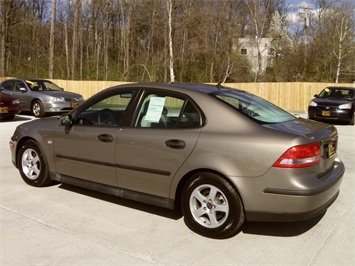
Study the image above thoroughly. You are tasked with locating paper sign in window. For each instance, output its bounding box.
[145,97,166,122]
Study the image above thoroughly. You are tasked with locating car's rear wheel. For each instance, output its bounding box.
[32,100,45,118]
[0,114,15,121]
[18,140,52,187]
[182,172,245,239]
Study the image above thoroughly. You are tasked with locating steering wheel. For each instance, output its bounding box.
[98,108,116,126]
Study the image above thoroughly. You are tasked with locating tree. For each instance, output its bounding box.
[243,0,286,81]
[326,2,355,82]
[267,10,292,81]
[0,0,24,76]
[48,0,56,79]
[167,0,175,82]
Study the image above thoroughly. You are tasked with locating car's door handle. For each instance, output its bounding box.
[97,134,113,143]
[165,139,186,149]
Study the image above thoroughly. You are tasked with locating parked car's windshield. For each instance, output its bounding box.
[26,80,63,91]
[211,90,295,123]
[318,87,355,100]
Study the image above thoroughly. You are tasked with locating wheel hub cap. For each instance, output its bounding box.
[189,184,229,229]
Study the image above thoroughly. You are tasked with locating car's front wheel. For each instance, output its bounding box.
[182,172,245,239]
[32,100,45,118]
[17,140,52,187]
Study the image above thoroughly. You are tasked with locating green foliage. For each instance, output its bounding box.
[0,0,354,82]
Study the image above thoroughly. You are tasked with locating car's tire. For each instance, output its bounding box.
[349,114,354,125]
[182,172,245,239]
[32,100,45,118]
[0,115,15,121]
[17,140,52,187]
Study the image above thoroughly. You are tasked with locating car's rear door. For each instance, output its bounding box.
[115,91,202,198]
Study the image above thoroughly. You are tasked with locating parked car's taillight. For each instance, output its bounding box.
[273,142,321,168]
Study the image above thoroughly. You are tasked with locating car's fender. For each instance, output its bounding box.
[12,117,59,170]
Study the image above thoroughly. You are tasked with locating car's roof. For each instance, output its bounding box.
[116,82,244,95]
[20,78,51,82]
[0,78,52,83]
[326,86,355,90]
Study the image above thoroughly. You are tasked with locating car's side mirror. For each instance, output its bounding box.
[60,114,73,126]
[19,87,27,92]
[314,94,318,97]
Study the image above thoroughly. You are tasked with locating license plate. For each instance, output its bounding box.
[0,107,9,113]
[71,102,78,108]
[327,142,336,158]
[322,110,330,116]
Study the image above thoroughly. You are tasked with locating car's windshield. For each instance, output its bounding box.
[318,87,355,100]
[26,80,62,91]
[211,90,295,123]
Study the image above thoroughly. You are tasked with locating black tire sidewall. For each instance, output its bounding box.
[182,172,245,239]
[17,140,50,187]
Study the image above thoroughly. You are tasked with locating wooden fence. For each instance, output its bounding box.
[1,77,354,112]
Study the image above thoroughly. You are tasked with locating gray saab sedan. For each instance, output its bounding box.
[0,78,84,118]
[9,83,344,239]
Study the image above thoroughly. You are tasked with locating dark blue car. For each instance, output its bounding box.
[308,86,355,125]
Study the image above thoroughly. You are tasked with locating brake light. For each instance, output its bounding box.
[273,142,321,168]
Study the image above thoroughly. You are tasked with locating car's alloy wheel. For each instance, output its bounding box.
[182,172,245,239]
[18,140,51,187]
[32,100,45,118]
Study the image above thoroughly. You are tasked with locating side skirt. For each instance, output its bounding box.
[51,173,175,210]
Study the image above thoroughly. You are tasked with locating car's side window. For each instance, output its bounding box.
[15,81,27,91]
[134,92,201,129]
[75,92,133,127]
[1,81,15,91]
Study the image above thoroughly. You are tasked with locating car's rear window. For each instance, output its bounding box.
[211,90,295,123]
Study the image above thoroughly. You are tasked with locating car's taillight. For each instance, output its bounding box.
[273,142,321,168]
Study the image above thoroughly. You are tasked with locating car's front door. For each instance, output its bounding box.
[53,91,134,186]
[115,91,202,198]
[1,80,29,110]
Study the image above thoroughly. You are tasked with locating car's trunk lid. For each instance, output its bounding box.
[263,117,338,173]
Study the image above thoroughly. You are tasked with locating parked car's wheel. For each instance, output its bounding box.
[17,140,52,187]
[349,113,354,125]
[32,100,45,118]
[182,172,245,239]
[0,115,15,121]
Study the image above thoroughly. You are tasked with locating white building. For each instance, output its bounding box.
[234,38,272,74]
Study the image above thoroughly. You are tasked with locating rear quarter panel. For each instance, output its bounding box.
[169,94,304,197]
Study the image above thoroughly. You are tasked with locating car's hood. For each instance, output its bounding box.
[12,116,60,145]
[19,116,60,132]
[263,117,337,142]
[34,90,83,100]
[312,97,354,105]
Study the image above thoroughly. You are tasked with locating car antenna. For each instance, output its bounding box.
[216,82,223,90]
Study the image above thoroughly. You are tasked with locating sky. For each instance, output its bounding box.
[287,1,316,25]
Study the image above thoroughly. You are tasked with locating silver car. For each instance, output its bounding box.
[9,83,344,239]
[0,78,84,117]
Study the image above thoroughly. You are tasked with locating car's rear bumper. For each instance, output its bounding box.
[234,158,345,222]
[0,107,21,117]
[245,190,339,222]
